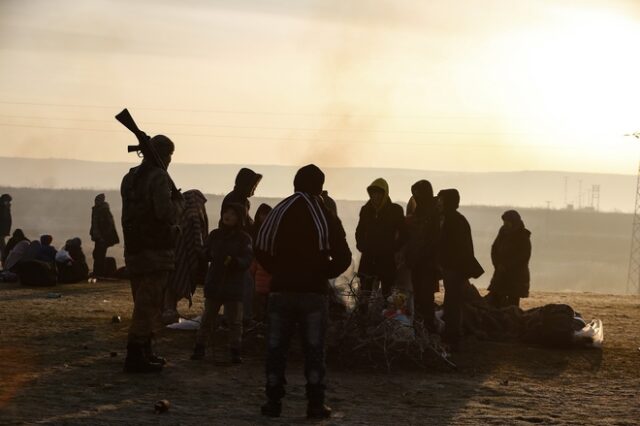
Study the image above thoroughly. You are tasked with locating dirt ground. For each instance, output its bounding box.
[0,281,638,425]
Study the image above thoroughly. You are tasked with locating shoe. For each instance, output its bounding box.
[191,344,205,360]
[144,339,166,366]
[307,403,332,419]
[230,348,242,364]
[261,400,282,417]
[123,342,163,373]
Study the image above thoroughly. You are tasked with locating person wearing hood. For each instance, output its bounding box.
[487,210,532,308]
[221,167,263,324]
[120,134,183,373]
[163,189,209,324]
[2,229,28,267]
[191,202,253,364]
[90,193,120,278]
[355,178,406,300]
[220,167,263,230]
[437,189,484,349]
[255,164,351,420]
[0,194,12,261]
[405,180,440,331]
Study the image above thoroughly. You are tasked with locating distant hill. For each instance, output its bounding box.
[0,157,635,212]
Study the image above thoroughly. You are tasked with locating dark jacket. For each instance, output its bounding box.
[220,168,262,230]
[203,227,253,302]
[256,165,352,295]
[120,162,181,273]
[406,181,440,272]
[321,191,338,217]
[90,200,120,247]
[0,194,11,237]
[355,180,406,259]
[488,226,532,298]
[437,189,484,279]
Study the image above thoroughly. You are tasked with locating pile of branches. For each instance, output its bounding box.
[326,275,456,371]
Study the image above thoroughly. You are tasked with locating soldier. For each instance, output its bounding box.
[120,135,182,373]
[90,193,120,277]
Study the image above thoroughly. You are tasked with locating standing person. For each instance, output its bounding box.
[436,189,484,350]
[321,190,338,217]
[163,189,209,324]
[355,178,406,301]
[405,180,440,331]
[250,203,273,323]
[90,193,120,278]
[220,167,262,230]
[487,210,532,308]
[221,167,262,325]
[0,194,12,262]
[120,135,182,373]
[191,203,253,363]
[256,164,352,419]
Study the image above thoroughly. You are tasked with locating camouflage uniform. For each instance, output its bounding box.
[121,161,182,345]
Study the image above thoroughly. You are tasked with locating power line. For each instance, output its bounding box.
[0,100,524,120]
[0,121,591,151]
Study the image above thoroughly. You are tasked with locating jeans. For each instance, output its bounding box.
[265,292,328,404]
[197,299,243,351]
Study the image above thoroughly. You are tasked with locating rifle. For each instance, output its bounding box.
[115,108,181,196]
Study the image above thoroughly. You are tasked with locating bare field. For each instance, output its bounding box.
[0,282,638,425]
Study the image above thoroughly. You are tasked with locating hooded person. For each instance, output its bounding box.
[355,178,406,301]
[163,189,209,323]
[436,189,484,349]
[220,167,262,324]
[405,180,440,331]
[90,193,120,278]
[120,134,183,373]
[220,168,263,230]
[191,202,253,364]
[255,164,352,420]
[487,210,532,308]
[0,194,12,259]
[3,229,28,266]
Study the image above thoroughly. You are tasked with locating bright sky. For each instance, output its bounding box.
[1,0,640,173]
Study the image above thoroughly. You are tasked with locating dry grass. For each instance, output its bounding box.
[0,281,638,425]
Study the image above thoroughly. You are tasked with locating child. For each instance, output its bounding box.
[250,203,273,323]
[192,203,253,363]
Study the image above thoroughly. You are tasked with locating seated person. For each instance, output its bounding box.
[36,235,57,264]
[57,238,89,284]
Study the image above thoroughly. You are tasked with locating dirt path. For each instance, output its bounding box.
[0,281,638,425]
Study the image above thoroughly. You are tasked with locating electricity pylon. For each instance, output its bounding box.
[626,132,640,294]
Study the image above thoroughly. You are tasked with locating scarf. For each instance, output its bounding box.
[256,192,330,255]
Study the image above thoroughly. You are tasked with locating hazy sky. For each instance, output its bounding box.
[1,0,640,174]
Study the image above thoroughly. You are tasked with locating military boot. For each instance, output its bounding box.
[123,342,163,373]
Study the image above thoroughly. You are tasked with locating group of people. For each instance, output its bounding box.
[0,192,123,286]
[118,134,533,420]
[355,178,532,347]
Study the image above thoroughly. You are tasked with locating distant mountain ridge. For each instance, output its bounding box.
[0,156,635,212]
